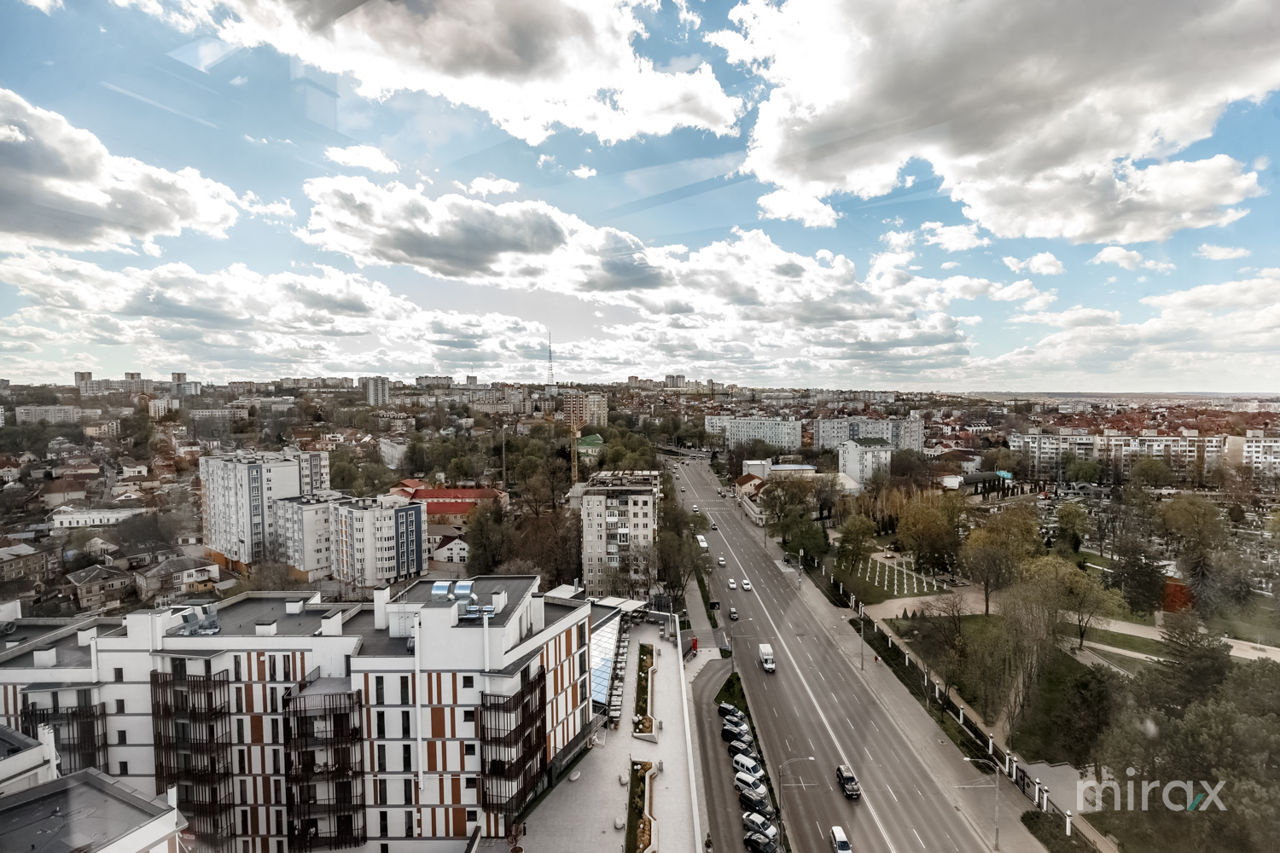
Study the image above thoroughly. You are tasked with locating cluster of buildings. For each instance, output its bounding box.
[0,576,604,853]
[568,471,661,597]
[1008,428,1280,480]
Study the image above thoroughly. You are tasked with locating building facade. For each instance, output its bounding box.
[15,406,81,425]
[815,417,924,451]
[366,377,391,407]
[577,470,661,597]
[331,496,425,588]
[837,438,892,491]
[703,417,802,450]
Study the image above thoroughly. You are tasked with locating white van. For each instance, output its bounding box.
[758,643,775,673]
[830,826,851,852]
[732,754,764,780]
[734,771,767,797]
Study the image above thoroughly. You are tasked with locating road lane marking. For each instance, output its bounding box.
[886,783,899,802]
[913,828,926,849]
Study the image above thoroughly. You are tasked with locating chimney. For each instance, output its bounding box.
[285,599,304,615]
[374,586,391,630]
[76,626,97,647]
[255,620,277,637]
[320,608,345,636]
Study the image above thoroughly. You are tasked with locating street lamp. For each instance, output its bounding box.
[776,756,815,851]
[963,757,1000,850]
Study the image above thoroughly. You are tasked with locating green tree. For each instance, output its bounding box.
[833,515,876,581]
[1054,501,1091,553]
[1138,611,1232,716]
[960,503,1041,615]
[1051,665,1118,772]
[1064,457,1102,484]
[898,494,965,573]
[466,502,513,573]
[1130,455,1174,487]
[1060,567,1126,650]
[1111,534,1166,614]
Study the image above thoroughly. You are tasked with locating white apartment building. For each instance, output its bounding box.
[272,491,346,582]
[15,406,81,425]
[1008,430,1230,480]
[815,416,924,451]
[199,449,330,567]
[561,391,608,428]
[1224,431,1280,478]
[577,471,661,597]
[366,376,391,407]
[704,417,802,450]
[48,506,151,529]
[148,397,182,418]
[0,577,593,853]
[837,438,892,492]
[331,495,425,588]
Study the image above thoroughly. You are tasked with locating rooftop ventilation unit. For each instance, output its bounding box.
[453,580,473,600]
[431,580,452,600]
[480,605,496,618]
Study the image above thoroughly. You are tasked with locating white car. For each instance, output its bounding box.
[743,812,778,840]
[718,556,726,567]
[742,579,752,591]
[728,578,737,590]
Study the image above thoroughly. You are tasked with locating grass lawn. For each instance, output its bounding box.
[1090,648,1155,677]
[1076,626,1166,657]
[1079,549,1114,569]
[1205,596,1280,647]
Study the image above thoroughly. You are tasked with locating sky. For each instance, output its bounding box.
[1,0,1279,393]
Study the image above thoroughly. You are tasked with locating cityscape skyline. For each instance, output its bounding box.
[2,1,1279,391]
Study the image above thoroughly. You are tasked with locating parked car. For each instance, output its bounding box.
[717,702,741,718]
[744,832,779,853]
[734,772,767,797]
[729,607,739,621]
[835,764,861,800]
[727,739,756,760]
[722,723,753,744]
[738,789,775,819]
[742,812,778,840]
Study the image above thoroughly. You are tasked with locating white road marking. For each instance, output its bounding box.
[913,828,926,849]
[864,746,873,760]
[886,784,899,802]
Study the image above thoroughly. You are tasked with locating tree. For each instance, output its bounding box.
[1054,501,1091,553]
[1130,455,1174,487]
[1111,534,1166,614]
[1138,610,1232,716]
[813,474,841,521]
[1064,457,1101,484]
[466,502,513,574]
[898,494,965,574]
[1051,665,1118,772]
[833,515,876,581]
[1060,566,1125,650]
[960,504,1041,615]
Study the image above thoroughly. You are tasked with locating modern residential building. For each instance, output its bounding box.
[575,470,661,597]
[703,417,802,450]
[148,397,182,419]
[15,406,81,425]
[199,449,331,568]
[330,495,425,588]
[272,491,346,582]
[0,577,594,853]
[366,376,391,407]
[1008,429,1232,480]
[837,438,892,492]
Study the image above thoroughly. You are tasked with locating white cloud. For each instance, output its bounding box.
[1088,246,1175,272]
[1195,243,1251,260]
[237,191,295,222]
[457,176,520,198]
[921,222,990,252]
[325,144,399,174]
[116,0,742,145]
[711,0,1272,241]
[537,154,556,169]
[756,188,840,227]
[0,87,241,255]
[881,230,915,252]
[229,75,247,86]
[1002,252,1065,275]
[18,0,61,12]
[571,165,597,180]
[940,261,960,270]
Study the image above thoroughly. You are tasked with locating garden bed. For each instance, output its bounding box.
[634,643,654,735]
[625,760,653,853]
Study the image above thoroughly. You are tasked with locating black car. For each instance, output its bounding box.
[727,739,756,759]
[722,724,754,744]
[743,831,779,853]
[836,764,861,800]
[738,789,775,819]
[718,702,741,718]
[723,711,746,727]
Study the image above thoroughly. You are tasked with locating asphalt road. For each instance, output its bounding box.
[675,457,1018,853]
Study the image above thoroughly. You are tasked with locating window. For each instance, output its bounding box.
[463,743,475,756]
[118,761,129,775]
[401,710,410,736]
[462,709,474,723]
[376,779,387,804]
[466,809,477,823]
[238,748,247,774]
[404,811,413,835]
[239,779,248,804]
[379,811,388,838]
[235,687,243,713]
[375,676,385,705]
[376,711,385,738]
[117,729,127,745]
[465,778,476,789]
[237,719,245,742]
[461,675,473,689]
[270,718,279,742]
[402,744,411,771]
[115,698,125,714]
[403,778,413,804]
[113,667,123,683]
[377,744,386,771]
[400,675,409,704]
[234,655,242,682]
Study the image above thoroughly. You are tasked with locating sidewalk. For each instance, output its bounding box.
[514,621,697,853]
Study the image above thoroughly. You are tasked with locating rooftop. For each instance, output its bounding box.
[187,597,326,638]
[399,576,536,627]
[0,769,173,853]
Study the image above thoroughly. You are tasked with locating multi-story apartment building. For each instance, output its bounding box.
[1224,431,1280,478]
[0,576,593,853]
[416,376,453,388]
[1009,429,1231,480]
[815,416,924,451]
[837,438,892,491]
[575,471,661,596]
[272,492,346,582]
[561,391,608,428]
[366,377,391,407]
[199,449,331,568]
[14,405,81,425]
[331,495,425,588]
[149,397,182,418]
[703,417,802,450]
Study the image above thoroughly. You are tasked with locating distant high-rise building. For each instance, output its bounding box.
[365,375,390,406]
[74,371,92,386]
[124,372,141,381]
[465,375,478,387]
[563,391,608,429]
[574,470,661,596]
[416,375,452,388]
[838,438,893,492]
[171,372,187,384]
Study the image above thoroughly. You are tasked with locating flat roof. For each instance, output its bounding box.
[0,724,38,756]
[1,632,92,669]
[399,576,536,627]
[0,768,171,853]
[345,611,410,658]
[187,598,325,638]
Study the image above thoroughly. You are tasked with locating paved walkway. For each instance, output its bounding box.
[511,621,697,853]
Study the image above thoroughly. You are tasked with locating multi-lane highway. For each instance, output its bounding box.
[674,455,1035,853]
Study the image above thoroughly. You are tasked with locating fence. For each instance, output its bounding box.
[854,609,1109,853]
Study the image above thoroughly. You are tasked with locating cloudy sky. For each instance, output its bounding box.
[2,0,1279,392]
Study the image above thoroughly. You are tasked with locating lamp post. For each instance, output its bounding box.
[776,755,815,851]
[964,757,1000,850]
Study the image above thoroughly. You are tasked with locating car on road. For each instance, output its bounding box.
[692,505,700,513]
[835,764,861,800]
[718,555,726,566]
[742,812,778,840]
[829,826,851,852]
[711,521,718,529]
[738,789,775,819]
[743,832,779,853]
[726,739,755,760]
[729,607,738,621]
[681,487,686,492]
[717,702,741,718]
[722,724,753,744]
[733,772,767,798]
[741,579,752,591]
[728,578,736,590]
